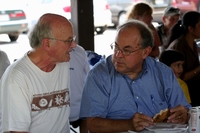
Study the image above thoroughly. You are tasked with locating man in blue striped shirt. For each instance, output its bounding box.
[80,19,191,133]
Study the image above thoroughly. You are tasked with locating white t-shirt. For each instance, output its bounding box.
[0,53,70,133]
[0,50,10,79]
[69,45,90,122]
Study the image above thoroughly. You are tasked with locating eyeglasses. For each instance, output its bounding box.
[47,36,76,46]
[110,42,142,56]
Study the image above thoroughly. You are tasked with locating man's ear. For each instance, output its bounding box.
[142,46,152,58]
[42,38,51,51]
[162,16,166,22]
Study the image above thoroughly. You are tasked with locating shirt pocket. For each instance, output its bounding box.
[151,94,168,114]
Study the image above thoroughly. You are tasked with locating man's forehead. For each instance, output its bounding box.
[117,28,140,40]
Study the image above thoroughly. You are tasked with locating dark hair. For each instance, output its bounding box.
[159,49,184,66]
[164,11,200,49]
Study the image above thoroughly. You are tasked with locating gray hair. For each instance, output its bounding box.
[28,14,54,48]
[117,19,154,48]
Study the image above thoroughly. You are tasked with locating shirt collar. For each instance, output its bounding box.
[118,58,149,80]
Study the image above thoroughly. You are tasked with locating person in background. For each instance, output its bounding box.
[80,19,191,133]
[0,13,76,133]
[126,2,161,58]
[0,50,10,78]
[156,6,180,50]
[159,49,191,103]
[69,44,90,133]
[167,11,200,107]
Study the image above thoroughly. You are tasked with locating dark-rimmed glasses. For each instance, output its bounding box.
[110,42,142,56]
[47,36,76,46]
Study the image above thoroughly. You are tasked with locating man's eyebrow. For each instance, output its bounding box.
[115,42,132,49]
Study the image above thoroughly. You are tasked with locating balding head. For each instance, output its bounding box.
[117,20,154,49]
[28,13,73,48]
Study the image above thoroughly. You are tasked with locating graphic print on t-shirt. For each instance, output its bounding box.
[31,88,70,111]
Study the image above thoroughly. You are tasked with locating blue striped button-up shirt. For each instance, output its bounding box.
[80,55,191,119]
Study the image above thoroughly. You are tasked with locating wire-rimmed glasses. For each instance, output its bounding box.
[47,36,76,46]
[110,42,142,56]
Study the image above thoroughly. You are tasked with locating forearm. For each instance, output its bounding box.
[149,25,161,58]
[183,65,200,81]
[87,117,133,133]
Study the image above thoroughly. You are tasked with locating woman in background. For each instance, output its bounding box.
[167,11,200,106]
[126,2,161,58]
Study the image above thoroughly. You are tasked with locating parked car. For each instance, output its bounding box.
[107,0,172,27]
[107,0,200,27]
[0,4,29,42]
[172,0,200,12]
[25,0,112,34]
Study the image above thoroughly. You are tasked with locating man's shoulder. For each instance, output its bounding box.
[70,45,88,64]
[146,57,172,71]
[72,45,86,55]
[90,55,113,73]
[0,50,7,56]
[145,56,158,64]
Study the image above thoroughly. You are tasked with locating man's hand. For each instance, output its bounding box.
[130,112,155,132]
[167,105,189,124]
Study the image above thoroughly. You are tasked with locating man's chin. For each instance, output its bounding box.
[114,65,125,72]
[59,57,70,63]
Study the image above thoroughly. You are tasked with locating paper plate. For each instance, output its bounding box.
[145,123,188,133]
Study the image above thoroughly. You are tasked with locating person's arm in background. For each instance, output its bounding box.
[182,65,200,81]
[149,24,161,58]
